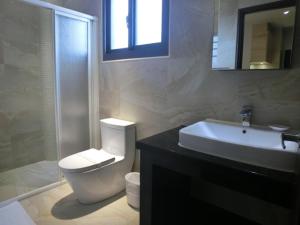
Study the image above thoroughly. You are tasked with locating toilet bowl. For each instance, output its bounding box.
[58,118,136,204]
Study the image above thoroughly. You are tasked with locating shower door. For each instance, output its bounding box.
[0,0,59,202]
[0,0,97,202]
[55,13,91,159]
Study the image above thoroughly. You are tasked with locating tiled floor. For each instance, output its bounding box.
[0,161,60,202]
[20,183,139,225]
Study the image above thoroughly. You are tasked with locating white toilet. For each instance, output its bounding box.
[58,118,136,204]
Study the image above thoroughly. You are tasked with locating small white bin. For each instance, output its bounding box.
[125,172,140,209]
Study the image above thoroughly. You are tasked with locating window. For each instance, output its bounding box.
[103,0,169,61]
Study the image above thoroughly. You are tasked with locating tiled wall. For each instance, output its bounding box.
[100,0,300,140]
[37,0,300,171]
[0,1,57,172]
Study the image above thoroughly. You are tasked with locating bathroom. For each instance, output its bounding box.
[0,0,300,224]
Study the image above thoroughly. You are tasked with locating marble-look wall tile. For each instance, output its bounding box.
[38,0,300,170]
[62,0,101,16]
[0,1,57,172]
[11,131,45,168]
[100,0,215,139]
[0,42,3,64]
[41,0,64,6]
[100,0,300,144]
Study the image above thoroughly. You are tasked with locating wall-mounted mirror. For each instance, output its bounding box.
[212,0,297,70]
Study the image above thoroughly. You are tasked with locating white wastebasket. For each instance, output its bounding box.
[125,172,140,209]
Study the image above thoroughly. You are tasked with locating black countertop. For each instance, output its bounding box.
[137,126,296,184]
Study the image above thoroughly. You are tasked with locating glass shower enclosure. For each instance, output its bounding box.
[0,0,98,202]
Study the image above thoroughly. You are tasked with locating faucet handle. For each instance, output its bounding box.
[281,132,300,149]
[240,105,252,115]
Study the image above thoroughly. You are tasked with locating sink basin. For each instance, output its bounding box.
[179,119,299,172]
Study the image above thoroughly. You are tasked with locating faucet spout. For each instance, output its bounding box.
[240,105,252,127]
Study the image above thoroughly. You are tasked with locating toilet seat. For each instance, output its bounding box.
[59,149,115,173]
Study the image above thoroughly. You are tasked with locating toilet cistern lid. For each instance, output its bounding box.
[58,149,115,173]
[100,118,135,130]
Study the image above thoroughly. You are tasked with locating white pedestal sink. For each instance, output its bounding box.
[179,119,299,172]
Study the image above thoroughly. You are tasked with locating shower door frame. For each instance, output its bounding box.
[54,11,97,166]
[8,0,100,202]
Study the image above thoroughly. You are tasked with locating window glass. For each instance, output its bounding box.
[135,0,163,46]
[104,0,169,60]
[110,0,129,50]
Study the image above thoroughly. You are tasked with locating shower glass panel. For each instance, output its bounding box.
[55,14,90,158]
[0,0,59,201]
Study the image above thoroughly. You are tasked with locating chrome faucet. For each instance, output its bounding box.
[240,105,252,127]
[281,133,300,149]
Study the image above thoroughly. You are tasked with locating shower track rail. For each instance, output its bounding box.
[21,0,97,21]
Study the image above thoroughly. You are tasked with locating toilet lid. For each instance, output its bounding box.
[59,149,115,173]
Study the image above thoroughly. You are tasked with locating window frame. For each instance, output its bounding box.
[103,0,169,61]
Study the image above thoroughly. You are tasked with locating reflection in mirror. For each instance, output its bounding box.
[212,0,297,70]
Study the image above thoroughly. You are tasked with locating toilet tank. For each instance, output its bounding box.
[100,118,135,157]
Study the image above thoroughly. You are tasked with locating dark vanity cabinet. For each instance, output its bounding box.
[137,127,298,225]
